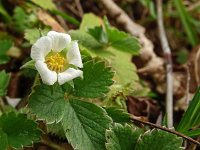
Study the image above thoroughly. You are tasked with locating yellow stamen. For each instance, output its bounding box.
[45,53,65,72]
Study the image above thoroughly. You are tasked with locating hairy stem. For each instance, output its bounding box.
[131,116,200,146]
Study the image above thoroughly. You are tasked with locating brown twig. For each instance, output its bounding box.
[185,64,191,104]
[157,0,173,128]
[131,116,200,146]
[75,0,84,17]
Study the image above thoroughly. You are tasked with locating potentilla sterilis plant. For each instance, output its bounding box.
[31,31,83,85]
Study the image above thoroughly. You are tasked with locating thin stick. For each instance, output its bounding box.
[185,64,190,105]
[157,0,173,128]
[131,116,200,146]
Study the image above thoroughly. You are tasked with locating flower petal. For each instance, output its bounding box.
[47,31,71,52]
[35,61,57,85]
[58,68,83,85]
[67,41,83,68]
[31,36,52,61]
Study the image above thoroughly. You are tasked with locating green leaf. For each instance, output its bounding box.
[69,30,103,50]
[47,122,66,139]
[25,28,50,44]
[106,123,142,150]
[177,87,200,135]
[0,56,10,65]
[0,40,12,55]
[13,7,30,32]
[0,129,8,150]
[62,99,112,150]
[30,0,56,10]
[28,84,66,124]
[0,70,10,96]
[106,27,140,55]
[183,128,200,137]
[174,0,198,46]
[108,48,139,85]
[0,112,41,149]
[73,60,114,98]
[105,107,131,124]
[51,10,80,26]
[21,60,36,70]
[88,26,108,44]
[80,13,101,31]
[135,129,183,150]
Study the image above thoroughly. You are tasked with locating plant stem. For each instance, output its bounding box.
[131,116,200,146]
[157,0,173,128]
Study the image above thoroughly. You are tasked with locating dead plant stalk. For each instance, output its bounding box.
[157,0,173,128]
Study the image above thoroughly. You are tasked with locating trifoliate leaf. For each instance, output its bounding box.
[28,84,66,124]
[0,112,41,149]
[106,123,143,150]
[0,70,10,96]
[135,129,183,150]
[105,107,131,124]
[62,99,112,150]
[73,60,114,98]
[0,129,7,150]
[30,0,56,10]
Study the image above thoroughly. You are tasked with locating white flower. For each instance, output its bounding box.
[31,31,83,85]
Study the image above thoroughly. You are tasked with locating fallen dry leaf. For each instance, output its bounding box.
[37,9,65,32]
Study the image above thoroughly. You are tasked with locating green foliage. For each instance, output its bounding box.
[176,87,200,137]
[13,7,30,32]
[69,13,140,88]
[108,48,139,85]
[29,84,66,124]
[135,129,183,150]
[80,13,101,31]
[51,10,80,26]
[69,30,103,50]
[105,107,131,124]
[25,28,50,44]
[62,99,112,150]
[0,70,10,96]
[73,60,114,98]
[140,0,156,19]
[0,40,12,64]
[0,129,7,150]
[106,123,142,150]
[174,0,199,46]
[0,112,41,149]
[47,122,66,138]
[30,0,56,10]
[87,17,140,55]
[0,1,11,22]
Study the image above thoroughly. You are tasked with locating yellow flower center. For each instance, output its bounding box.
[45,53,65,73]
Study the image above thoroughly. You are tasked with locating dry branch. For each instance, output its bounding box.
[157,0,173,128]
